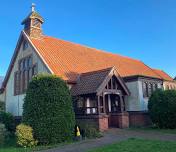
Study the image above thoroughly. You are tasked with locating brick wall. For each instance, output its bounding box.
[98,116,109,131]
[118,112,129,128]
[76,115,109,131]
[129,111,152,127]
[109,112,129,128]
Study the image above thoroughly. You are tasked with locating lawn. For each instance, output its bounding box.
[129,127,176,134]
[0,136,28,152]
[89,138,176,152]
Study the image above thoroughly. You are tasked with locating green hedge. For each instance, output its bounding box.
[148,89,176,129]
[0,111,15,132]
[0,123,6,145]
[0,101,4,111]
[23,74,75,144]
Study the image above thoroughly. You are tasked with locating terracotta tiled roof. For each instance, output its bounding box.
[30,35,161,82]
[71,67,112,96]
[153,69,173,81]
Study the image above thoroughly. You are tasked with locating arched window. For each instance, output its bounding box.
[148,83,152,96]
[23,40,28,50]
[155,83,158,90]
[166,85,169,90]
[143,82,148,97]
[14,56,37,95]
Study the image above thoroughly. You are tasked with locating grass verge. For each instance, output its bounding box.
[88,138,176,152]
[129,127,176,134]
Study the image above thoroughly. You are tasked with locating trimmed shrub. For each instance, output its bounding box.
[148,89,176,129]
[0,101,5,111]
[16,124,38,148]
[0,111,15,132]
[77,122,103,139]
[84,125,103,138]
[23,74,75,144]
[0,123,6,145]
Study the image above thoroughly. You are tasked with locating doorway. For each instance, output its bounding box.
[104,94,121,127]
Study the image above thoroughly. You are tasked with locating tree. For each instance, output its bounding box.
[148,89,176,129]
[23,74,75,144]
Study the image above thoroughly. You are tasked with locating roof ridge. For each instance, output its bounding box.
[80,67,113,76]
[152,68,163,71]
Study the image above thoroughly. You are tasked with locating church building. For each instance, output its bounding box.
[0,5,175,131]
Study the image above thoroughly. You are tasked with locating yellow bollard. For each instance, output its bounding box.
[76,126,81,137]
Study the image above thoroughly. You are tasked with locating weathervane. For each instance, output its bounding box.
[31,3,36,12]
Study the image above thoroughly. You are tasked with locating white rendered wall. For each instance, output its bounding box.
[125,80,162,111]
[125,81,141,111]
[0,92,5,102]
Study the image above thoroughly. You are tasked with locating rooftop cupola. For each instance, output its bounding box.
[22,3,44,39]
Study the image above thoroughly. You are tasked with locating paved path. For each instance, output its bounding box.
[42,129,176,152]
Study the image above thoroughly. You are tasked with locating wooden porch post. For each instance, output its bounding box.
[97,95,100,114]
[120,95,124,112]
[103,94,106,113]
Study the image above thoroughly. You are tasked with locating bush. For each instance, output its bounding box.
[16,124,38,148]
[78,122,103,139]
[23,74,75,144]
[0,123,6,145]
[0,101,5,111]
[84,125,102,138]
[148,89,176,129]
[0,111,15,132]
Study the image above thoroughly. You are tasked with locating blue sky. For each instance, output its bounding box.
[0,0,176,77]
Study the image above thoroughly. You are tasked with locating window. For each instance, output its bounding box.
[166,85,169,90]
[170,85,172,90]
[77,97,84,108]
[143,82,148,97]
[33,19,40,27]
[23,41,28,50]
[148,83,152,96]
[32,64,37,76]
[143,81,159,98]
[154,83,158,90]
[14,56,37,95]
[14,72,20,95]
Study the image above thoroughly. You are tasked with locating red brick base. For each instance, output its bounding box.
[98,115,109,131]
[76,115,109,131]
[76,112,129,131]
[76,112,151,131]
[118,112,129,128]
[128,111,152,127]
[109,112,129,128]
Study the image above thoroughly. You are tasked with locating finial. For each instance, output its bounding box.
[31,3,36,12]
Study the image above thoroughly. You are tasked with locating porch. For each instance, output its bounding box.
[74,92,129,131]
[71,67,130,131]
